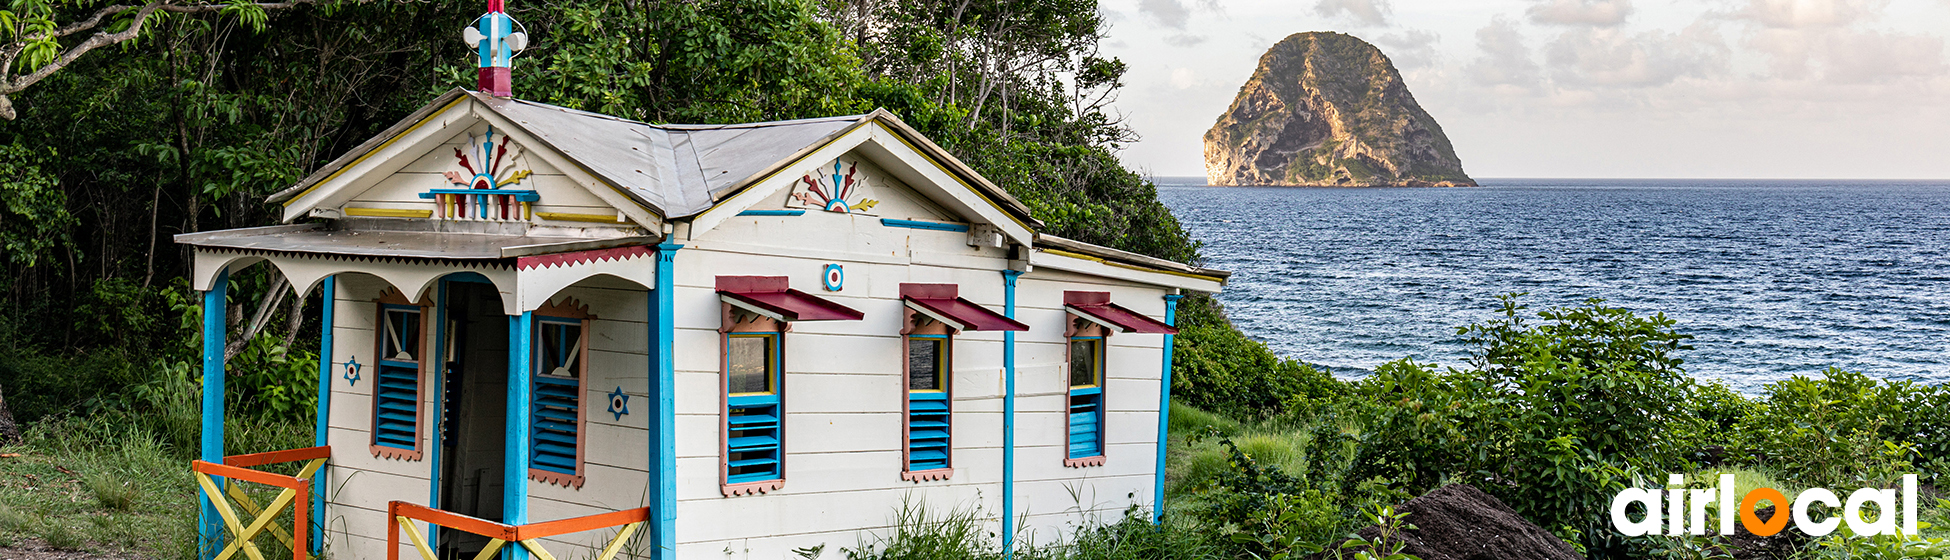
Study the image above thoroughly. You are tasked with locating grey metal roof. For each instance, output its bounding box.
[479,95,863,218]
[174,222,656,260]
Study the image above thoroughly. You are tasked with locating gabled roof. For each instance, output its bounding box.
[269,89,1040,227]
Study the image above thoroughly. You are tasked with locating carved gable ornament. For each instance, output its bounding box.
[787,159,878,215]
[424,126,540,221]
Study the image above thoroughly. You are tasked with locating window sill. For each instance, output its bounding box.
[722,479,784,497]
[1063,456,1105,468]
[531,468,584,489]
[901,468,954,482]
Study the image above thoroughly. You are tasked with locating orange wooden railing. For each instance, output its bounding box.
[192,446,331,560]
[388,501,650,560]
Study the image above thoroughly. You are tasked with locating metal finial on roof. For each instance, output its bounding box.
[462,0,527,97]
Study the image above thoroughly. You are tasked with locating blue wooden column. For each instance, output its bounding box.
[312,276,335,554]
[199,269,229,559]
[506,311,534,560]
[1000,269,1022,560]
[648,242,682,560]
[1154,294,1182,526]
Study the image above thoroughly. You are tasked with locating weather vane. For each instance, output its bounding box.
[463,0,527,97]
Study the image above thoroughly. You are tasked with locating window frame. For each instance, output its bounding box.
[901,310,957,481]
[720,303,788,496]
[370,289,428,461]
[1063,317,1111,468]
[529,297,593,489]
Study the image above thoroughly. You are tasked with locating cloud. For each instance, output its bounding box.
[1726,0,1889,29]
[1315,0,1393,27]
[1526,0,1634,27]
[1138,0,1193,29]
[1747,27,1946,82]
[1465,16,1544,88]
[1541,22,1730,88]
[1373,30,1442,69]
[1164,34,1208,47]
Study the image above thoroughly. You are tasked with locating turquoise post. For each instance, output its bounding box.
[1154,294,1182,526]
[427,280,448,549]
[649,242,682,560]
[199,269,229,560]
[506,311,534,560]
[312,276,335,554]
[1000,269,1022,560]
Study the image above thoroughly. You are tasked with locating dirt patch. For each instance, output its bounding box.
[0,539,150,560]
[1723,506,1811,560]
[1310,483,1582,560]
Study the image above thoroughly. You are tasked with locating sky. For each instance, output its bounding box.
[1095,0,1950,179]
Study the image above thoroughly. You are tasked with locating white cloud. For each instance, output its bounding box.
[1373,30,1442,69]
[1465,16,1544,88]
[1165,34,1209,47]
[1748,27,1946,82]
[1542,22,1729,88]
[1727,0,1889,29]
[1526,0,1634,27]
[1138,0,1194,29]
[1315,0,1393,27]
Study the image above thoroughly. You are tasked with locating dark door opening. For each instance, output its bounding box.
[437,281,508,559]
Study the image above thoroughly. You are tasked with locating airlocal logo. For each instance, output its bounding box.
[1612,474,1922,537]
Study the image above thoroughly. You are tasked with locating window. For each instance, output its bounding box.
[904,333,951,476]
[1066,333,1107,465]
[529,307,590,489]
[372,295,425,460]
[724,332,783,490]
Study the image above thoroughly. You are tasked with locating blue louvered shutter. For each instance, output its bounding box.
[726,334,782,484]
[1067,338,1105,459]
[531,318,583,478]
[906,335,950,472]
[374,305,422,451]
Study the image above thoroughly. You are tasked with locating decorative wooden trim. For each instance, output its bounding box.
[902,468,955,482]
[371,289,429,461]
[529,298,593,489]
[720,302,787,496]
[516,245,654,271]
[1064,456,1106,468]
[535,211,625,224]
[722,480,784,496]
[344,207,434,218]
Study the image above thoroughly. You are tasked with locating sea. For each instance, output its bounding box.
[1154,178,1950,393]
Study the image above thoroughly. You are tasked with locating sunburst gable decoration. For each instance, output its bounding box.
[422,126,542,221]
[788,159,879,214]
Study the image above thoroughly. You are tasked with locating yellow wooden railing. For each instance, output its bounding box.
[388,501,649,560]
[192,446,330,560]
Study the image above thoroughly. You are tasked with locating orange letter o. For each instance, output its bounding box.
[1740,488,1790,537]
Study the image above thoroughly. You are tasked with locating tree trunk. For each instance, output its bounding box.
[0,381,21,446]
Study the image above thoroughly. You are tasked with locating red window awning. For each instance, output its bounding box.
[1064,291,1178,335]
[717,276,864,322]
[901,284,1028,332]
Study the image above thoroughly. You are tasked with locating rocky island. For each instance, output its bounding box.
[1204,32,1474,187]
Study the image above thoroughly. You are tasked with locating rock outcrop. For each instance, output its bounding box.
[1204,32,1474,187]
[1309,484,1581,560]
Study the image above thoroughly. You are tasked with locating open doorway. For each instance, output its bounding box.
[437,280,508,559]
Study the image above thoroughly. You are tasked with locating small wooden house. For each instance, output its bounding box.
[175,9,1227,560]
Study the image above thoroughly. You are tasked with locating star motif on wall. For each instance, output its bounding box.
[344,356,362,386]
[607,387,630,421]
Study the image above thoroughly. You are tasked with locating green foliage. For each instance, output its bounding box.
[1732,368,1948,488]
[1171,295,1344,419]
[84,471,138,511]
[0,142,70,268]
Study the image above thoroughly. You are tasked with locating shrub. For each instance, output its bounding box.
[1171,295,1344,419]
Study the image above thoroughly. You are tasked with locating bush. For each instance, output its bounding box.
[1171,295,1343,419]
[1732,368,1946,488]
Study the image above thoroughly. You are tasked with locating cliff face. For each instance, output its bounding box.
[1204,32,1474,187]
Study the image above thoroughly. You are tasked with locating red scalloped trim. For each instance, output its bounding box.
[530,468,585,489]
[517,245,654,270]
[722,480,783,497]
[1063,456,1105,468]
[371,445,423,461]
[901,468,954,482]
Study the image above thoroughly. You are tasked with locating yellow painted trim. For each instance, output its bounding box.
[871,122,1036,234]
[471,540,509,560]
[1038,248,1227,283]
[344,207,434,218]
[536,211,624,223]
[522,539,563,560]
[400,516,438,560]
[596,522,643,560]
[282,96,468,207]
